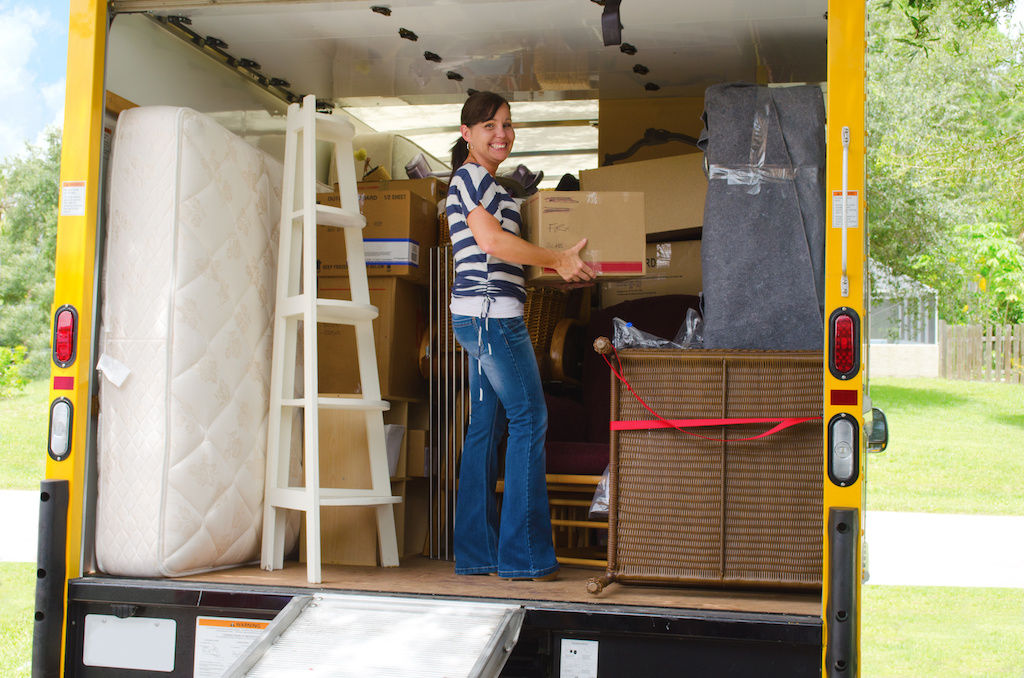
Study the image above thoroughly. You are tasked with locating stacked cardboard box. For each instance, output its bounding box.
[579,153,706,240]
[599,240,702,308]
[317,178,443,285]
[303,400,431,565]
[316,276,427,399]
[312,178,441,565]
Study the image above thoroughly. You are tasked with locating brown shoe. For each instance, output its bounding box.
[510,571,559,582]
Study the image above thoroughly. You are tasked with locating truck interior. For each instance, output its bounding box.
[91,0,831,621]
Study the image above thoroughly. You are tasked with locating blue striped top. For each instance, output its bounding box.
[445,163,527,304]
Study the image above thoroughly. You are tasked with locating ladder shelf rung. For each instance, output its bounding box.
[280,397,390,412]
[278,296,378,323]
[315,113,356,144]
[285,112,355,143]
[289,205,364,230]
[269,487,402,511]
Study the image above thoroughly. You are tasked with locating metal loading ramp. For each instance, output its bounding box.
[225,593,524,678]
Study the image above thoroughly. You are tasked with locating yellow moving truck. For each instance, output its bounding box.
[38,1,886,676]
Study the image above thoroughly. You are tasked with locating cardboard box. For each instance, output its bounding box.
[406,429,427,477]
[306,401,427,565]
[357,177,446,206]
[599,240,703,308]
[521,191,645,282]
[303,406,387,566]
[580,154,706,239]
[404,478,430,556]
[318,183,438,285]
[317,276,427,399]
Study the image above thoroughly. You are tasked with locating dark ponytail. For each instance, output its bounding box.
[448,138,470,184]
[447,90,510,184]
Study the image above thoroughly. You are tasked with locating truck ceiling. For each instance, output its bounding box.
[107,1,827,184]
[110,0,828,105]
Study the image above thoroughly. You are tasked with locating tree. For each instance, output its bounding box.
[883,0,1017,52]
[0,128,61,381]
[867,0,1024,325]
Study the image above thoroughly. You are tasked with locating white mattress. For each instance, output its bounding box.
[96,106,283,577]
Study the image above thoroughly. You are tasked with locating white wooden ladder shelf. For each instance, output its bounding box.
[261,94,400,584]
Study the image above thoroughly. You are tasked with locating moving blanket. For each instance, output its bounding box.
[698,83,825,350]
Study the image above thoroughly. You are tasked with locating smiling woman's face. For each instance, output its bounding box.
[462,103,514,171]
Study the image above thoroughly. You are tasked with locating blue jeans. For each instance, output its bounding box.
[450,314,558,578]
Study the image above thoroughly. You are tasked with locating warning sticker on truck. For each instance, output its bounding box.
[831,190,859,229]
[193,616,270,677]
[60,181,86,217]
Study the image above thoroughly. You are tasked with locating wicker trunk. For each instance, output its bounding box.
[590,349,824,593]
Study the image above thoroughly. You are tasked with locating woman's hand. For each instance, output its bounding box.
[553,238,595,283]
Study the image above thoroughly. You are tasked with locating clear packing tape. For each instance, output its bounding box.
[699,85,817,195]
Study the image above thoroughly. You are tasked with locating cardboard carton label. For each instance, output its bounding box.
[364,239,420,267]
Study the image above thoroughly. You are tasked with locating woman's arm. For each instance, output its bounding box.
[466,205,595,282]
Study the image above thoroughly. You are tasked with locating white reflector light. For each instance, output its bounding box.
[49,399,72,460]
[830,416,856,485]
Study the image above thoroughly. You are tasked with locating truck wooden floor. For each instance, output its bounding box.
[179,556,821,616]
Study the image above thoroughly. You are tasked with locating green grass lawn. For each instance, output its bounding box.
[0,379,48,490]
[862,586,1024,678]
[866,377,1024,515]
[0,563,34,678]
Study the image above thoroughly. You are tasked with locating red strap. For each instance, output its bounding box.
[610,416,818,440]
[602,349,821,442]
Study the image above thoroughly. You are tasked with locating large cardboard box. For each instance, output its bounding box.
[580,154,706,239]
[406,428,427,477]
[600,240,703,308]
[521,191,645,282]
[305,400,427,565]
[318,182,438,285]
[356,177,446,206]
[317,276,427,399]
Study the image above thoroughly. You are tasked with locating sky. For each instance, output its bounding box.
[0,0,69,161]
[1,1,1022,164]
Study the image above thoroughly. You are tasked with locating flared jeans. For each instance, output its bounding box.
[450,314,558,578]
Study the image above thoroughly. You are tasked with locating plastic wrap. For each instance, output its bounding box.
[611,307,704,350]
[674,307,705,348]
[588,466,610,520]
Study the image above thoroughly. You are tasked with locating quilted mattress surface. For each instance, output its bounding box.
[96,106,282,576]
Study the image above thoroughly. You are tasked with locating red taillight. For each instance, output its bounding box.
[53,306,77,367]
[833,314,855,373]
[829,308,860,378]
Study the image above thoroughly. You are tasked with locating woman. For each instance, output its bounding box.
[446,91,594,580]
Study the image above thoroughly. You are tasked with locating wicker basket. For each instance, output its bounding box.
[434,246,568,379]
[593,349,824,592]
[523,286,569,377]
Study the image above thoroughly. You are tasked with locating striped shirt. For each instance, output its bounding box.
[446,163,527,312]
